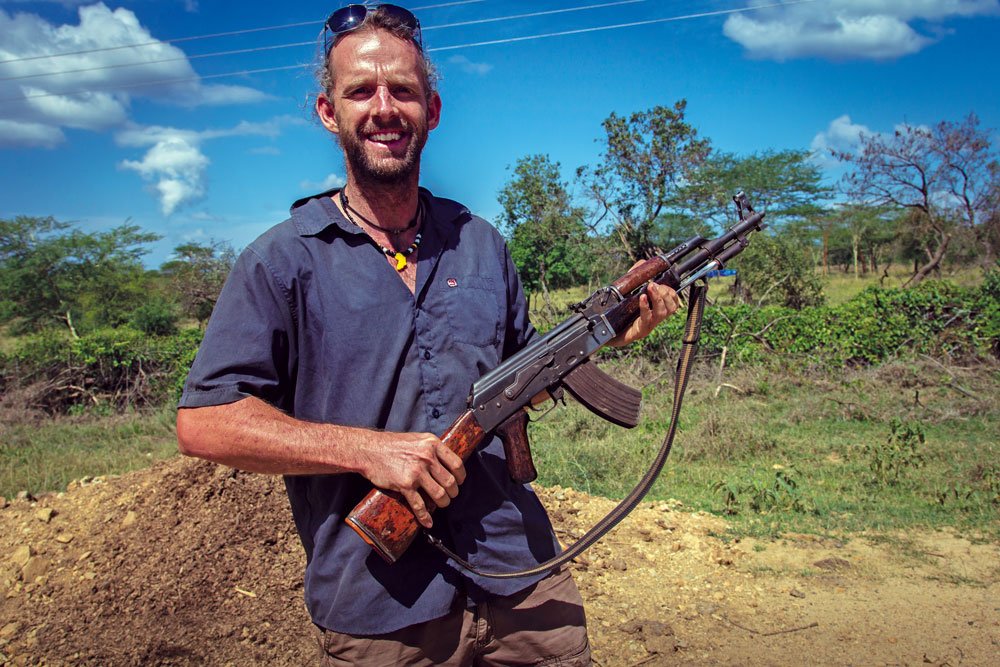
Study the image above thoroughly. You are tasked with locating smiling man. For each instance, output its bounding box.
[176,4,678,665]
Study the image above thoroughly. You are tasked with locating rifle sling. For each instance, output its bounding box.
[426,282,709,579]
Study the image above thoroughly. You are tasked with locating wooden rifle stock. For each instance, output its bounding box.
[346,409,536,563]
[346,410,488,563]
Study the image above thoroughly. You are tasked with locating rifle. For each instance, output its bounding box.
[347,192,765,569]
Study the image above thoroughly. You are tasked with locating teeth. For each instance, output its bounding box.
[370,132,402,142]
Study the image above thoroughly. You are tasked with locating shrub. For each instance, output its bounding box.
[0,327,202,414]
[620,278,998,366]
[863,418,926,486]
[712,466,809,515]
[129,298,180,336]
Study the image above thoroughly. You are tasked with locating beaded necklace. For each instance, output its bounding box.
[339,189,423,271]
[339,189,420,236]
[377,232,421,271]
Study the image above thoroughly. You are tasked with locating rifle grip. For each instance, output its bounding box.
[497,409,537,483]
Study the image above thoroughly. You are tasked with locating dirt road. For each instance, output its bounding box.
[1,458,997,665]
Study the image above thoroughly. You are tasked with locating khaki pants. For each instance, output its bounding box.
[316,568,591,666]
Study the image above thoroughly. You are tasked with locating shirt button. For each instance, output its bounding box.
[432,408,441,419]
[424,349,432,360]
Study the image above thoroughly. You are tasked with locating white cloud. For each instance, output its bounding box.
[723,0,1000,61]
[446,55,493,76]
[0,2,267,147]
[115,117,300,215]
[810,114,871,166]
[119,132,209,215]
[22,87,129,130]
[300,173,346,192]
[0,118,65,147]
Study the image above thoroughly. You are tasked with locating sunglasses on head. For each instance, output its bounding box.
[323,4,423,55]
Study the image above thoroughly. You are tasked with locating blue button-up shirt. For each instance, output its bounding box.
[179,188,560,634]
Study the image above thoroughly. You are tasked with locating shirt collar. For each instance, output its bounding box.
[289,187,469,238]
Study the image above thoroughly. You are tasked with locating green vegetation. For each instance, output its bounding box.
[528,356,999,539]
[0,406,177,498]
[1,107,998,548]
[1,327,201,414]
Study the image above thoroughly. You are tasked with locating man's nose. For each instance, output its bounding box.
[373,86,398,120]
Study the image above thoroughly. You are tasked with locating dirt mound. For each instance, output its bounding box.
[2,457,998,666]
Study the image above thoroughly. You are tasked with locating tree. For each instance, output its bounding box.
[732,233,825,309]
[827,204,899,279]
[159,240,236,327]
[649,212,714,252]
[837,114,999,286]
[0,216,159,336]
[681,149,831,232]
[578,101,711,261]
[497,155,590,312]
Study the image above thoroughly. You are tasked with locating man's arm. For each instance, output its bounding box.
[176,397,465,528]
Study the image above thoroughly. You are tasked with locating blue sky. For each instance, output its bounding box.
[1,0,998,267]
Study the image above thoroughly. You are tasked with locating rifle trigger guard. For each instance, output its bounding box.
[527,387,565,422]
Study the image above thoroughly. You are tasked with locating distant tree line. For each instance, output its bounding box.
[0,216,234,338]
[497,105,999,312]
[1,105,997,416]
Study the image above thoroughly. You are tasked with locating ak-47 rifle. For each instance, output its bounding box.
[347,192,765,573]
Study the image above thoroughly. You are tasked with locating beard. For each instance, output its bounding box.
[338,117,428,186]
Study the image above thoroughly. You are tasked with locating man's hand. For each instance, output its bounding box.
[609,281,682,347]
[359,433,467,529]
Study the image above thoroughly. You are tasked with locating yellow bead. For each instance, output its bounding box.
[395,253,406,271]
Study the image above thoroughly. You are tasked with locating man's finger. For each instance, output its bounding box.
[402,489,432,529]
[436,445,467,485]
[427,462,459,499]
[420,472,453,508]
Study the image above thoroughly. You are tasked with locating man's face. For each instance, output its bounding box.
[317,30,441,185]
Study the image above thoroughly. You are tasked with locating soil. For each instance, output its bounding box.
[1,457,997,666]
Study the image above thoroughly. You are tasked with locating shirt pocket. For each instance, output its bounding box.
[443,275,502,347]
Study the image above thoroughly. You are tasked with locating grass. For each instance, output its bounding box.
[527,355,1000,540]
[0,405,178,498]
[1,356,996,542]
[1,266,996,543]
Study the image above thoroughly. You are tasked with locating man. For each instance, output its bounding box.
[177,4,679,665]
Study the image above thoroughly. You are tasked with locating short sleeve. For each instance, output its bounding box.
[178,246,298,412]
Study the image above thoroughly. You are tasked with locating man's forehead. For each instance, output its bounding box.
[331,30,423,75]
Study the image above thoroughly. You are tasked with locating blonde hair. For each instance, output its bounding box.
[314,7,439,100]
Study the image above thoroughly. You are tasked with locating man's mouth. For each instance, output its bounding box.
[366,130,409,149]
[369,131,403,142]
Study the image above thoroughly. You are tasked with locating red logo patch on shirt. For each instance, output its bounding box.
[447,278,458,288]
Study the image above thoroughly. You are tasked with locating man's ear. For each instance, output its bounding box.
[316,93,340,135]
[426,91,442,132]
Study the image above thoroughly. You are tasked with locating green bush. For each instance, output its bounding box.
[0,327,202,414]
[712,466,810,515]
[129,298,180,336]
[863,418,926,486]
[622,278,999,366]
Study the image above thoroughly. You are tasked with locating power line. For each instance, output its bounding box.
[429,1,806,52]
[0,0,819,105]
[0,0,485,66]
[0,0,650,84]
[0,42,314,84]
[424,0,646,31]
